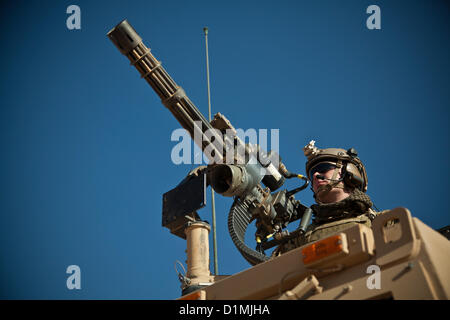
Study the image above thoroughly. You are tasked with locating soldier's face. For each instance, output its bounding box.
[310,162,340,193]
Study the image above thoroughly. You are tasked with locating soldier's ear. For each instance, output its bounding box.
[343,167,364,189]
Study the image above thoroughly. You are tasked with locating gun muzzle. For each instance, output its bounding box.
[107,20,142,55]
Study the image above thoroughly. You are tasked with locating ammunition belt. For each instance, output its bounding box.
[228,198,270,266]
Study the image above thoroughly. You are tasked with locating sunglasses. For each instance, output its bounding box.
[309,162,337,179]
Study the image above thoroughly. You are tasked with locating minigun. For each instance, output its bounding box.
[107,20,313,265]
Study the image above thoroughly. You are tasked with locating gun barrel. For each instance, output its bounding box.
[107,20,224,162]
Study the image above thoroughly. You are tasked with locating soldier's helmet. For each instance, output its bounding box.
[303,140,368,192]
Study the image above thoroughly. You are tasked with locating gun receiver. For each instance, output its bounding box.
[108,20,311,265]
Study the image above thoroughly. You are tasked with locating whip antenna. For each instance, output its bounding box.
[204,26,219,275]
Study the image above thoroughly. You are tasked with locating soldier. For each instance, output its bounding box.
[272,140,382,256]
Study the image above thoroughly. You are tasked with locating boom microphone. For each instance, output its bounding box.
[316,174,342,182]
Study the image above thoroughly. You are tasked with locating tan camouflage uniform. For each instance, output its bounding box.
[272,189,386,257]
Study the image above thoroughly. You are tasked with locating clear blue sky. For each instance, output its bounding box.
[1,0,449,299]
